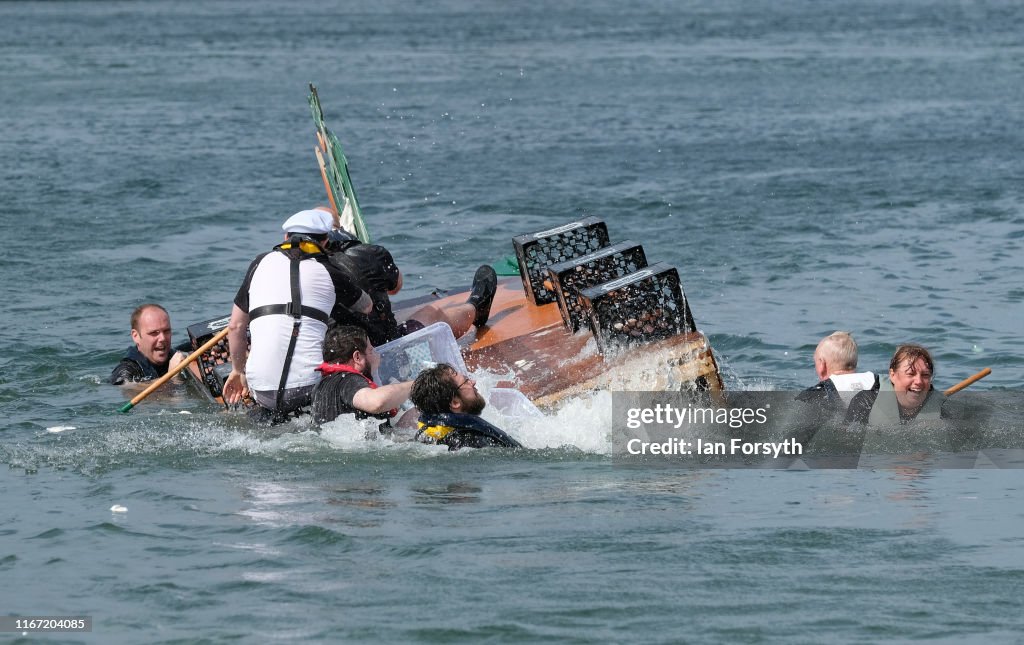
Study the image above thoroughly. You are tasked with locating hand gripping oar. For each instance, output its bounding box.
[943,368,992,397]
[117,327,231,413]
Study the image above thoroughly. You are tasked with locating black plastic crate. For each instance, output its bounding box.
[512,217,610,305]
[579,263,696,353]
[547,240,648,332]
[186,316,234,397]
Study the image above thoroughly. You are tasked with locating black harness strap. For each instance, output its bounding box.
[249,304,329,325]
[275,251,305,411]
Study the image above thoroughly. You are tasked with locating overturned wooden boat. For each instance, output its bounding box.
[180,87,722,409]
[394,218,723,408]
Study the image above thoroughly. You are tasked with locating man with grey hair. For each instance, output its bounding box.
[796,331,876,413]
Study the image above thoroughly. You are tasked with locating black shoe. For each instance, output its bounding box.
[467,265,498,327]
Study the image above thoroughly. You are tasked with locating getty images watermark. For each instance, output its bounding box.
[612,391,1024,469]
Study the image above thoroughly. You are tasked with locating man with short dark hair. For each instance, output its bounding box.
[110,303,185,384]
[409,363,521,450]
[310,325,413,425]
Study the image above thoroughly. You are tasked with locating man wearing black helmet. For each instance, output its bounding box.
[323,208,497,347]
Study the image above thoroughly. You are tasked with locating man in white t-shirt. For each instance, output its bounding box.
[222,209,373,416]
[796,331,876,414]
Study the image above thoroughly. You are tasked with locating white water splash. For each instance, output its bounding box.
[311,366,615,455]
[513,390,613,454]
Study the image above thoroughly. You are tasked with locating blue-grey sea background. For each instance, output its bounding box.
[2,0,1023,642]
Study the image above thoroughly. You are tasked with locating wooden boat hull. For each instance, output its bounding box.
[395,277,723,408]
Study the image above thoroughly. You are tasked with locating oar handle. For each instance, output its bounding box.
[314,146,341,227]
[118,326,231,413]
[943,367,992,397]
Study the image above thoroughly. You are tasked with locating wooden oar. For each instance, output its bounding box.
[308,85,371,243]
[314,145,342,228]
[118,327,230,413]
[943,368,992,397]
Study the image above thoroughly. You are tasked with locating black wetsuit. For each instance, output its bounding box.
[328,242,403,346]
[310,370,392,424]
[110,346,168,384]
[795,378,847,415]
[845,379,882,424]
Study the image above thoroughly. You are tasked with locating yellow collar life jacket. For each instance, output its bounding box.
[417,421,454,442]
[277,239,325,255]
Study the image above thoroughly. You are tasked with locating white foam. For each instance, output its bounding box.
[318,415,393,450]
[464,367,610,452]
[307,365,614,455]
[94,364,625,458]
[46,425,76,433]
[516,390,613,454]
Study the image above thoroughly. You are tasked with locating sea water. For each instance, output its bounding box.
[1,0,1023,641]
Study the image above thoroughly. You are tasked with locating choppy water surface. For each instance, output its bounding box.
[1,0,1023,641]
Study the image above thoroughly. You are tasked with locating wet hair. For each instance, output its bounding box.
[889,344,934,375]
[322,325,370,363]
[410,363,459,415]
[817,331,858,371]
[130,303,168,332]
